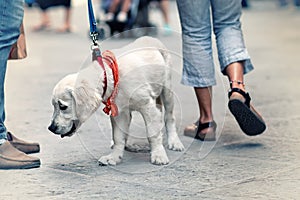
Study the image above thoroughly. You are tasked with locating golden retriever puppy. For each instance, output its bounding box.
[48,36,184,165]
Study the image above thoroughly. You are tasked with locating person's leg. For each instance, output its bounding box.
[54,0,72,32]
[41,10,51,25]
[109,0,121,13]
[0,0,41,170]
[225,61,247,109]
[159,0,172,35]
[159,0,169,24]
[176,0,216,137]
[117,0,131,22]
[212,0,252,93]
[32,9,51,31]
[32,0,52,31]
[57,7,71,32]
[0,0,24,143]
[121,0,131,12]
[212,0,266,135]
[0,53,9,143]
[212,0,253,76]
[176,0,215,87]
[105,0,120,21]
[63,0,71,31]
[195,87,213,124]
[64,7,71,30]
[226,62,245,90]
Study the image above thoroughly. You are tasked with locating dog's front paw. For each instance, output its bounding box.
[98,154,122,166]
[150,146,169,165]
[168,136,185,151]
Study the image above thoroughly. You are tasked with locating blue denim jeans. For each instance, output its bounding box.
[176,0,254,87]
[0,0,24,140]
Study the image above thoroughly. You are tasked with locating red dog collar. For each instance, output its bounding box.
[92,48,119,116]
[101,50,119,117]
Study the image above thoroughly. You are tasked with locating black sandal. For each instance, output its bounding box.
[228,88,266,136]
[184,121,217,141]
[195,121,217,141]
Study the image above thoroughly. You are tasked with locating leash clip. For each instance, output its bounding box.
[90,31,99,47]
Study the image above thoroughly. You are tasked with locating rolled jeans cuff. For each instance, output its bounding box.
[220,50,254,75]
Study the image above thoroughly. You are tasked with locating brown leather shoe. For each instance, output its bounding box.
[7,132,40,154]
[0,141,40,169]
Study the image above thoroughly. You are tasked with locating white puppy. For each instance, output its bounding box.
[48,36,184,165]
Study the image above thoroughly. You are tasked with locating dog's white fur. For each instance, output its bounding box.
[49,36,184,165]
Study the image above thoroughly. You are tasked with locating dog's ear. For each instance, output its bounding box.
[65,86,78,116]
[72,81,102,123]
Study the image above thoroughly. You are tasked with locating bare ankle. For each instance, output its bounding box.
[230,80,245,91]
[199,116,213,124]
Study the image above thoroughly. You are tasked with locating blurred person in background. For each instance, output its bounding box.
[279,0,300,7]
[242,0,249,8]
[105,0,132,22]
[160,0,171,35]
[149,0,172,35]
[32,0,72,32]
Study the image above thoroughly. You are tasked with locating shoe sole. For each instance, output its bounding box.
[0,160,40,170]
[19,161,41,169]
[228,99,266,136]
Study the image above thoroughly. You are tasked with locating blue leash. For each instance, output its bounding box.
[87,0,103,69]
[88,0,98,46]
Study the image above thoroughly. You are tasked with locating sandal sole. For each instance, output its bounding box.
[228,99,266,136]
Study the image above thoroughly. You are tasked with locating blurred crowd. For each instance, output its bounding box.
[25,0,173,35]
[25,0,300,35]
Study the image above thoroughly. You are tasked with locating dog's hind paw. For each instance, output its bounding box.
[98,154,122,166]
[150,147,169,165]
[168,137,185,152]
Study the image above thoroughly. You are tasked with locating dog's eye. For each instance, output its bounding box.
[59,105,68,110]
[58,101,68,111]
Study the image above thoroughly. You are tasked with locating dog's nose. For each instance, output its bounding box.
[48,123,58,133]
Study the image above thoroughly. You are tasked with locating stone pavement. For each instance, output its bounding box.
[1,1,300,199]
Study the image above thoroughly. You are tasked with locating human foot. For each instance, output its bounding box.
[0,141,40,169]
[184,120,217,141]
[56,25,72,33]
[228,88,266,135]
[7,132,40,154]
[32,23,51,32]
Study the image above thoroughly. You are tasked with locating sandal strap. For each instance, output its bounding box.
[228,88,251,107]
[197,121,216,133]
